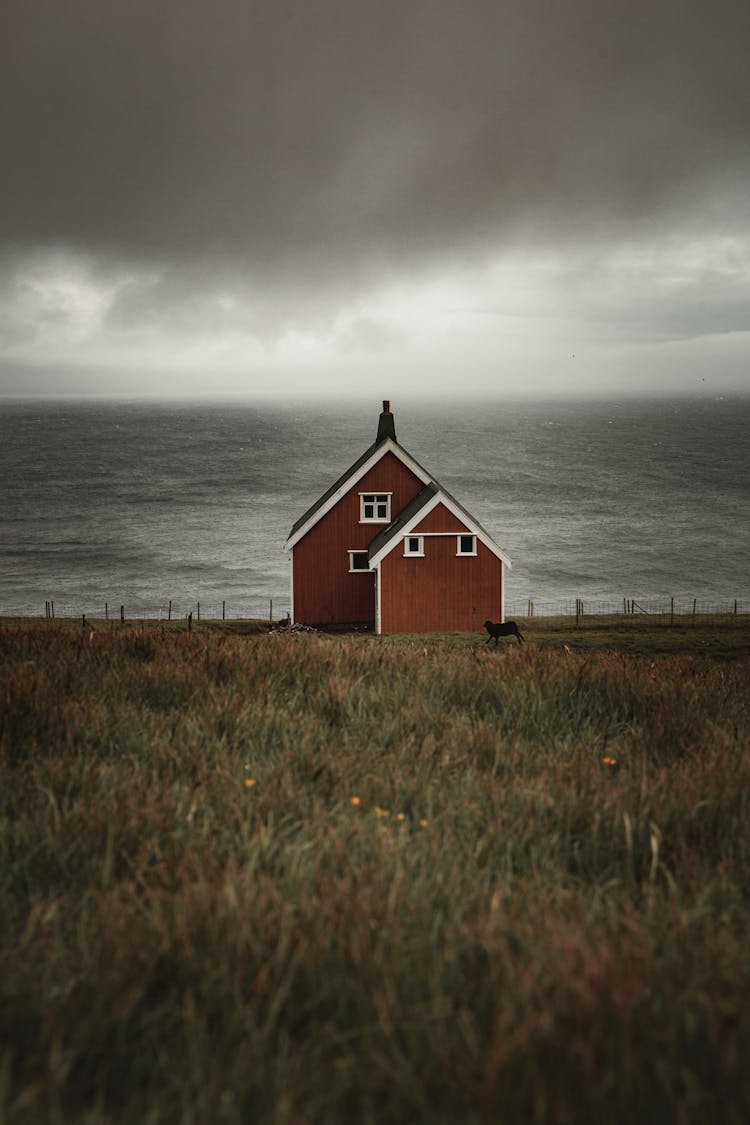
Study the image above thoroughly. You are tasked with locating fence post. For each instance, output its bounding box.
[197,602,200,623]
[734,600,738,615]
[270,599,273,623]
[168,599,172,622]
[222,600,226,621]
[120,605,125,624]
[187,612,192,633]
[670,596,674,626]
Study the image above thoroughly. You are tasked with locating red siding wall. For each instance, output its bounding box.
[379,504,503,634]
[293,452,424,626]
[411,506,467,534]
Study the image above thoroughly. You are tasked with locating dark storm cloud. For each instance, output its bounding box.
[3,0,749,284]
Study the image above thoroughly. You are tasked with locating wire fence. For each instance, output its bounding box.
[1,595,746,624]
[2,598,292,623]
[506,597,748,622]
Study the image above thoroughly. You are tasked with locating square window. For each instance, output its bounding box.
[360,493,391,523]
[457,535,477,556]
[348,550,370,572]
[404,535,424,556]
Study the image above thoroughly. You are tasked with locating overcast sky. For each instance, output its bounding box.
[2,0,749,398]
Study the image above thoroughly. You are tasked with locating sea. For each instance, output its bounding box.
[1,395,748,620]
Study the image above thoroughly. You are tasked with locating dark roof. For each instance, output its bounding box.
[367,484,438,562]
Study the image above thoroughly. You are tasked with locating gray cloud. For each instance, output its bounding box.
[3,0,750,286]
[3,1,750,398]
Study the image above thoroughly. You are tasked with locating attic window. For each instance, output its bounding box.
[457,534,477,556]
[404,535,424,557]
[359,493,391,523]
[348,550,370,572]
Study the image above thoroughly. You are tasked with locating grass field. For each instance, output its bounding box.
[1,617,749,1123]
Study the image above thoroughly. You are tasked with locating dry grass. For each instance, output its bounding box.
[1,620,749,1123]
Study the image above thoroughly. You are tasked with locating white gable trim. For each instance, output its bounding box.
[368,489,512,569]
[284,438,432,551]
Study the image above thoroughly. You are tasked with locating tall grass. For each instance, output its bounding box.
[1,621,749,1123]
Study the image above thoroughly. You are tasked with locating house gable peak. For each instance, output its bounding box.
[367,486,512,570]
[284,430,430,552]
[284,401,512,571]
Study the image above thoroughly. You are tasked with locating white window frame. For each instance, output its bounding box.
[457,534,477,556]
[403,535,424,557]
[348,550,370,573]
[359,492,392,524]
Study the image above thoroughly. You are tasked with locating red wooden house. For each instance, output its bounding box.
[284,402,511,634]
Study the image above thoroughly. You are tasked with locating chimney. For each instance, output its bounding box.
[376,400,396,444]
